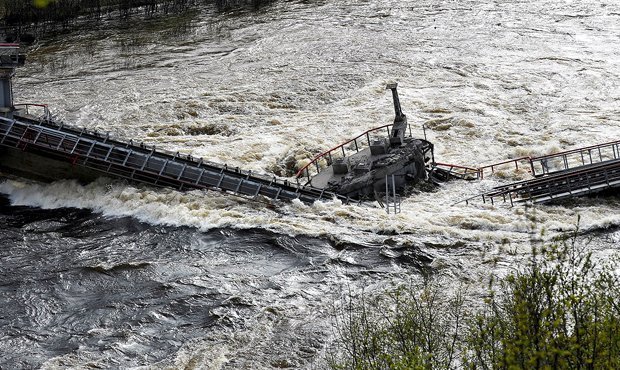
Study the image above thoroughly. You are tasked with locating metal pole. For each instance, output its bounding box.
[392,175,397,214]
[392,174,396,203]
[385,176,389,214]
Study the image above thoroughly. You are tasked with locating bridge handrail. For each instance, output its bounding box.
[529,139,620,176]
[487,160,620,198]
[439,139,620,181]
[434,156,532,179]
[14,103,52,122]
[530,139,620,161]
[433,162,480,176]
[462,160,620,206]
[503,160,620,189]
[294,123,395,181]
[478,156,532,179]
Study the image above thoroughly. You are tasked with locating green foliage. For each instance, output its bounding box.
[464,223,620,370]
[328,279,466,370]
[330,220,620,370]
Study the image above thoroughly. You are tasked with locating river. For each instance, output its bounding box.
[2,0,620,368]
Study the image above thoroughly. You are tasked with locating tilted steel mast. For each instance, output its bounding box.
[386,83,407,146]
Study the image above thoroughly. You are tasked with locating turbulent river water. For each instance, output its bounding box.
[2,0,620,368]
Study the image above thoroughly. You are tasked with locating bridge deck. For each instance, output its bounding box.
[0,115,351,205]
[478,159,620,206]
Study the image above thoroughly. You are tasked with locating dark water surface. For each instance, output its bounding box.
[0,193,415,368]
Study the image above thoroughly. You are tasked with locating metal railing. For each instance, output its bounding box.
[0,116,352,205]
[14,103,52,122]
[432,162,480,179]
[434,156,531,180]
[439,140,620,182]
[529,139,620,177]
[295,123,399,182]
[0,43,24,67]
[478,156,531,179]
[479,160,620,206]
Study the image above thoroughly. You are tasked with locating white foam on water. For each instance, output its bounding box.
[3,172,618,251]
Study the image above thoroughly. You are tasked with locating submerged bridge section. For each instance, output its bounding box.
[0,112,351,205]
[447,140,620,206]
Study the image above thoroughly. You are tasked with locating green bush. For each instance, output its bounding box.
[330,221,620,370]
[329,279,467,370]
[465,225,620,370]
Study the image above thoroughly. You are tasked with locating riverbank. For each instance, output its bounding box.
[1,0,275,43]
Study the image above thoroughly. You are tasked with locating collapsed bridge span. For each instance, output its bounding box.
[437,139,620,206]
[1,45,437,208]
[0,114,350,205]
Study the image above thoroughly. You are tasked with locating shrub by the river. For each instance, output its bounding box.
[329,279,467,370]
[330,222,620,370]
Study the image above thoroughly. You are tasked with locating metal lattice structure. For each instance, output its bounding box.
[0,114,352,205]
[478,160,620,206]
[453,141,620,206]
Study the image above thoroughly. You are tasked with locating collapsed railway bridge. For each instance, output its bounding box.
[0,44,354,205]
[0,113,354,205]
[1,43,619,208]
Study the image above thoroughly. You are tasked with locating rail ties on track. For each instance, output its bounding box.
[0,116,350,206]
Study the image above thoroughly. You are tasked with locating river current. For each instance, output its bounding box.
[2,0,620,368]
